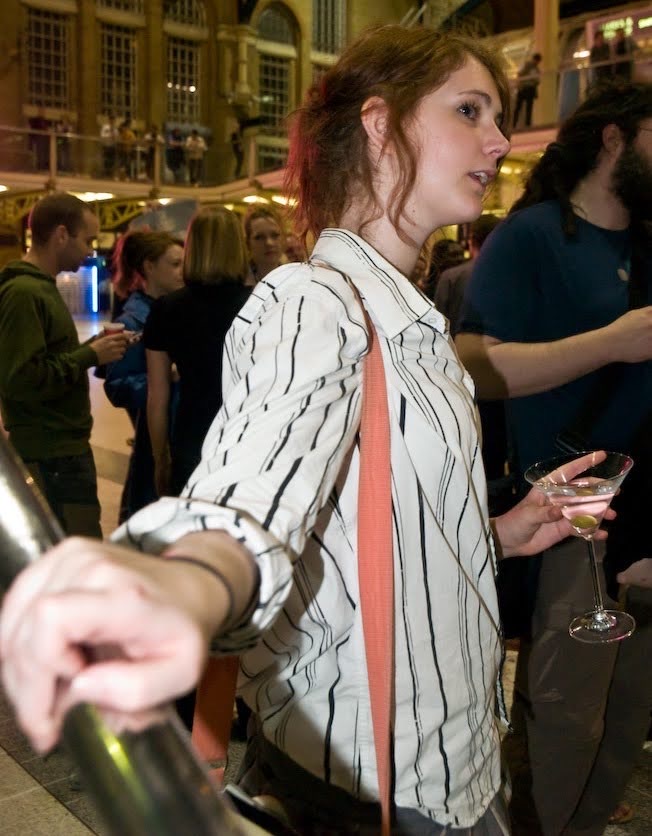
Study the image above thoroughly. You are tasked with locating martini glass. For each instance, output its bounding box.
[525,451,635,644]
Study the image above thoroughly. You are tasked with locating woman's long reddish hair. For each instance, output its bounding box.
[285,25,511,244]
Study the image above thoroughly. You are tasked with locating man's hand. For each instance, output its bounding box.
[606,306,652,364]
[90,332,131,365]
[617,558,652,588]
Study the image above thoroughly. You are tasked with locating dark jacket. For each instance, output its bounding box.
[103,290,151,423]
[0,260,97,459]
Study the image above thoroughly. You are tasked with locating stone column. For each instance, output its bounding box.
[534,0,559,126]
[146,0,165,126]
[77,0,99,175]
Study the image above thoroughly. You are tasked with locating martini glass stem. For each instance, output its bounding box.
[586,537,606,614]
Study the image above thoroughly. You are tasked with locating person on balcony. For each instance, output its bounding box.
[185,129,207,186]
[100,114,119,179]
[612,28,637,81]
[589,30,612,87]
[55,114,75,173]
[513,52,542,129]
[118,119,137,181]
[28,106,50,171]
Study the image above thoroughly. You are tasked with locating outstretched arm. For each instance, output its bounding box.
[456,306,652,400]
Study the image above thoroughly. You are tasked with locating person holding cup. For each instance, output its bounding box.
[0,192,129,537]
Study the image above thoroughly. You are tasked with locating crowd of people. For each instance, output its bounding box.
[2,23,652,836]
[100,117,210,184]
[27,111,216,183]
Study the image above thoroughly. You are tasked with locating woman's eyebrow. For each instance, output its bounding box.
[457,88,493,106]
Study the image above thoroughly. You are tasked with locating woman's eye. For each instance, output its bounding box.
[459,101,479,119]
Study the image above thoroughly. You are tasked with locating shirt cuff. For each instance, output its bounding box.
[112,496,295,652]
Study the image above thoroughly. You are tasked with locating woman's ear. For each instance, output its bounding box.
[360,96,390,163]
[142,258,154,283]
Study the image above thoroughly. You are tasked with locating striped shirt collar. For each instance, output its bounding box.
[312,228,446,340]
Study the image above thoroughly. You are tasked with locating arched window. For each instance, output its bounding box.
[258,4,295,45]
[163,0,206,28]
[256,3,297,171]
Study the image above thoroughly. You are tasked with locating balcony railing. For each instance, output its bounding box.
[1,51,650,195]
[508,50,652,132]
[0,126,248,190]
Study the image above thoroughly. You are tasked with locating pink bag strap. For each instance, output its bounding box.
[357,308,394,836]
[191,655,239,784]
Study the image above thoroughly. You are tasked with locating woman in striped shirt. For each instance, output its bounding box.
[1,25,600,835]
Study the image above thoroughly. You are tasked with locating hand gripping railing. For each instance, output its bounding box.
[0,434,252,835]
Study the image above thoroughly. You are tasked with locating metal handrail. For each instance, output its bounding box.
[0,433,250,835]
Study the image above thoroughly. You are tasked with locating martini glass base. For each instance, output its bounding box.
[569,610,636,644]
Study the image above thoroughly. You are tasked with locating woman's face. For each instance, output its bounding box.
[248,217,283,274]
[402,57,510,236]
[146,244,184,298]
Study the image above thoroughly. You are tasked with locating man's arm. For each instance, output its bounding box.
[0,285,129,401]
[457,306,652,400]
[0,291,94,400]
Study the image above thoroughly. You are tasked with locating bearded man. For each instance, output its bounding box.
[456,81,652,836]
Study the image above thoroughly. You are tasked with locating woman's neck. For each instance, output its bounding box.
[337,209,422,277]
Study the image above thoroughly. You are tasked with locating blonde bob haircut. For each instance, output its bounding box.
[183,206,247,286]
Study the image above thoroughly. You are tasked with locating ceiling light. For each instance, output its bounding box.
[271,195,297,207]
[72,192,114,202]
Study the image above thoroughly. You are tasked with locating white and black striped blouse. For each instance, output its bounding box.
[116,228,503,828]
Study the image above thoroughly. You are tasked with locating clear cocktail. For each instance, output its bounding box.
[525,451,634,644]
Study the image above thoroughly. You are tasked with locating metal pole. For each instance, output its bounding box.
[0,434,249,835]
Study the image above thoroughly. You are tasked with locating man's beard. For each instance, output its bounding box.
[611,141,652,221]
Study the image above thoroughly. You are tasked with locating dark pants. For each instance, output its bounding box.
[513,89,536,127]
[237,730,509,835]
[25,450,102,539]
[103,146,116,178]
[502,538,652,835]
[188,158,203,184]
[119,412,158,524]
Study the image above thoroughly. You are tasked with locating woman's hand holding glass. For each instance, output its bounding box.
[492,451,614,559]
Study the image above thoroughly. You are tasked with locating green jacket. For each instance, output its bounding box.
[0,260,98,459]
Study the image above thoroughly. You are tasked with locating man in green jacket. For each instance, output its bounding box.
[0,192,129,536]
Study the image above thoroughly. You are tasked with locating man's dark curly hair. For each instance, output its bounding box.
[511,80,652,237]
